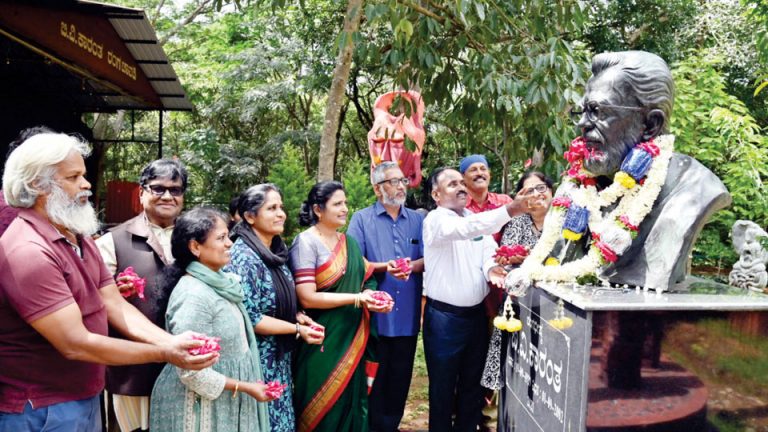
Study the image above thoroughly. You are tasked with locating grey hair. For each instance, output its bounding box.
[591,51,675,132]
[2,133,91,208]
[371,161,401,185]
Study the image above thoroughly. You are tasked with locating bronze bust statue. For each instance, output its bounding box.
[524,51,732,292]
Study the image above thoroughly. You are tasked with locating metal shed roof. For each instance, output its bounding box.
[0,0,193,112]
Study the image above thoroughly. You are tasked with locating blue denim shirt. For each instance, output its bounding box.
[347,201,424,337]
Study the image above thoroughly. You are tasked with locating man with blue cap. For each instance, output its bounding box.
[460,154,512,242]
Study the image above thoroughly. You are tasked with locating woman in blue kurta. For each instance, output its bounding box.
[225,184,325,432]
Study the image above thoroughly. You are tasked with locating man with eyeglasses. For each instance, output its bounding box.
[347,161,425,432]
[526,51,730,395]
[96,159,187,432]
[561,50,730,291]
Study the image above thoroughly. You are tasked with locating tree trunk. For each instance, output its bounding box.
[317,0,364,181]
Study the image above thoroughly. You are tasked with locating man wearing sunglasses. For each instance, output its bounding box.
[96,159,187,432]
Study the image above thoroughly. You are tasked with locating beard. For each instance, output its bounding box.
[382,190,406,206]
[583,132,641,177]
[46,184,99,236]
[583,145,629,176]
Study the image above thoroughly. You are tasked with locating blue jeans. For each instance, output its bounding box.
[0,395,101,432]
[423,299,489,432]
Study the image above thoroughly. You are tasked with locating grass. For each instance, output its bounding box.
[665,318,768,395]
[664,316,768,431]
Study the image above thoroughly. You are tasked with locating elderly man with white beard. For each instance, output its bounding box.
[0,132,219,432]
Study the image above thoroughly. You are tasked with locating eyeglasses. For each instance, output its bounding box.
[377,178,410,187]
[520,184,549,196]
[569,101,646,124]
[143,184,185,197]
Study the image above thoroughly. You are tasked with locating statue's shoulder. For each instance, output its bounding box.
[660,152,730,205]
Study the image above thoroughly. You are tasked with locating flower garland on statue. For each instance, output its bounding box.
[510,135,675,286]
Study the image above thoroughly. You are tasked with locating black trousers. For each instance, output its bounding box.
[369,335,419,432]
[423,299,489,432]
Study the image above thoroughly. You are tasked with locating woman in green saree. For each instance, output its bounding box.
[289,181,393,432]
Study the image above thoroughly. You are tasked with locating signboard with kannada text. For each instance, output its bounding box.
[0,2,160,107]
[499,286,591,432]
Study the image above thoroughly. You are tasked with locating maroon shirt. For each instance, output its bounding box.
[466,191,512,243]
[0,208,112,413]
[0,192,19,238]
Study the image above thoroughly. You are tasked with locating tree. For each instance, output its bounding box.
[268,145,313,241]
[317,0,364,181]
[359,0,590,192]
[671,53,768,265]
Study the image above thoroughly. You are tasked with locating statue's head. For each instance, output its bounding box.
[574,51,674,176]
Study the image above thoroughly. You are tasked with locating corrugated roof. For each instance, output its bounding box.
[100,1,193,111]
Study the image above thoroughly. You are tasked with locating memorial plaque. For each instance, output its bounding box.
[499,286,591,432]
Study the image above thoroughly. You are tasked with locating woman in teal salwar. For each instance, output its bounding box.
[289,181,393,432]
[150,207,274,432]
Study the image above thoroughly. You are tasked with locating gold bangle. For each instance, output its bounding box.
[232,381,240,398]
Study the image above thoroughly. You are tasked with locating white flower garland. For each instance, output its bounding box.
[510,135,675,285]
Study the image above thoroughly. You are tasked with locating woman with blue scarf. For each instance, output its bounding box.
[150,207,273,432]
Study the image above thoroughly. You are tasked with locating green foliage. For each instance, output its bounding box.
[581,0,698,64]
[360,0,591,191]
[267,145,313,241]
[341,161,375,218]
[671,53,768,266]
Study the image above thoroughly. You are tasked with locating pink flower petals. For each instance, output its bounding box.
[370,291,394,308]
[637,139,660,157]
[618,215,639,232]
[263,381,288,399]
[495,244,529,258]
[551,197,572,208]
[394,258,411,273]
[117,266,147,299]
[309,324,325,352]
[592,233,618,263]
[564,136,588,163]
[188,335,221,356]
[563,136,599,186]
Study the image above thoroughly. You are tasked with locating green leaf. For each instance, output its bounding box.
[475,2,486,21]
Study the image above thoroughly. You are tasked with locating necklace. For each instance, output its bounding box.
[507,135,674,290]
[312,226,340,251]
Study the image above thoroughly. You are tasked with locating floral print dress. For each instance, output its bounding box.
[225,238,295,432]
[481,214,541,390]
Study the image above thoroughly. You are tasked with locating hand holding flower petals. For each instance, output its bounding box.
[117,267,147,299]
[188,335,221,356]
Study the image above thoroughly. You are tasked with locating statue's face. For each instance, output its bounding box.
[577,69,648,176]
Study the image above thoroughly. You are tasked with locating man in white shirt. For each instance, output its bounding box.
[422,167,524,431]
